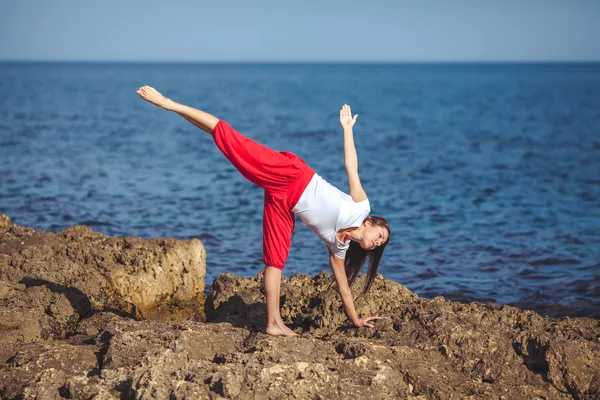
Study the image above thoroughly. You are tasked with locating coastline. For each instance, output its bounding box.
[1,215,599,398]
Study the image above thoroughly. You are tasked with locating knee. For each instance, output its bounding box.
[263,256,285,271]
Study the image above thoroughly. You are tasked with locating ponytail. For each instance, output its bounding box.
[344,216,390,294]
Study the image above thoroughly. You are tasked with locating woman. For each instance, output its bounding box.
[137,86,390,337]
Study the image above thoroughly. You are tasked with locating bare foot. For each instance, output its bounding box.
[136,85,172,109]
[266,321,298,337]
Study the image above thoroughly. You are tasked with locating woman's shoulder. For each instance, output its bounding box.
[336,198,370,232]
[349,197,370,212]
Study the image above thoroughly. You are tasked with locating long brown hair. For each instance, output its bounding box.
[344,215,391,294]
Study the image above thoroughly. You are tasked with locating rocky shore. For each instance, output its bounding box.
[0,214,599,399]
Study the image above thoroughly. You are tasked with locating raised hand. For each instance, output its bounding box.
[340,104,358,130]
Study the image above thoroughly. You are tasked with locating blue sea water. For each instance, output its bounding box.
[1,62,599,319]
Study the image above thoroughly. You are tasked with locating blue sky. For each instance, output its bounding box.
[1,0,599,62]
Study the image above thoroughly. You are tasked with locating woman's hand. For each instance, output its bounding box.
[354,315,383,328]
[340,104,358,130]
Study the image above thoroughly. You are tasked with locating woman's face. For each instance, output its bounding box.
[360,220,389,250]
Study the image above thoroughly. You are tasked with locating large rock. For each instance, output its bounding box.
[0,214,206,363]
[1,315,411,399]
[1,215,599,399]
[3,274,600,399]
[205,271,600,399]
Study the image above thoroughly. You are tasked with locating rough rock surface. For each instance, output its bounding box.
[0,215,206,362]
[1,215,599,399]
[205,272,600,399]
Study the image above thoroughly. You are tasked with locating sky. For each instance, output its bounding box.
[1,0,599,62]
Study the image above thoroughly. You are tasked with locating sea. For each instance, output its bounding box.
[1,62,599,319]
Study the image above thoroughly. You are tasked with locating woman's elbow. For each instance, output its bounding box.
[344,164,358,174]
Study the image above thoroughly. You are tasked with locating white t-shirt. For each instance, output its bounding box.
[292,173,371,259]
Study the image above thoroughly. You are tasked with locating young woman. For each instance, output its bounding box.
[137,86,390,337]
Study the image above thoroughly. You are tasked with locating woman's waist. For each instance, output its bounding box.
[287,165,316,210]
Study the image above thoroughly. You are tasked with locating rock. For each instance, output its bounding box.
[0,214,9,235]
[205,271,600,399]
[1,215,599,399]
[0,215,206,363]
[0,282,81,363]
[0,214,206,320]
[0,340,98,399]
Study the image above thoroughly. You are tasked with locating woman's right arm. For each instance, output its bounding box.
[329,251,360,325]
[329,250,382,328]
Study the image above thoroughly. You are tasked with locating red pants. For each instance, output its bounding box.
[212,120,315,269]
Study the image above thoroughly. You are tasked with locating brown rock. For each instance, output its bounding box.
[205,271,600,399]
[0,214,9,235]
[0,340,98,399]
[1,214,599,399]
[0,214,206,322]
[0,215,206,365]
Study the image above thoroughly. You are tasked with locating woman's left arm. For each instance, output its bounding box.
[340,104,368,202]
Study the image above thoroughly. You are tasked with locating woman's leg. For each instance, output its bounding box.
[262,192,297,337]
[139,85,298,338]
[264,266,297,337]
[138,85,305,194]
[137,86,219,134]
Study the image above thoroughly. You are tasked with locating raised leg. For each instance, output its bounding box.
[136,85,219,134]
[264,266,298,337]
